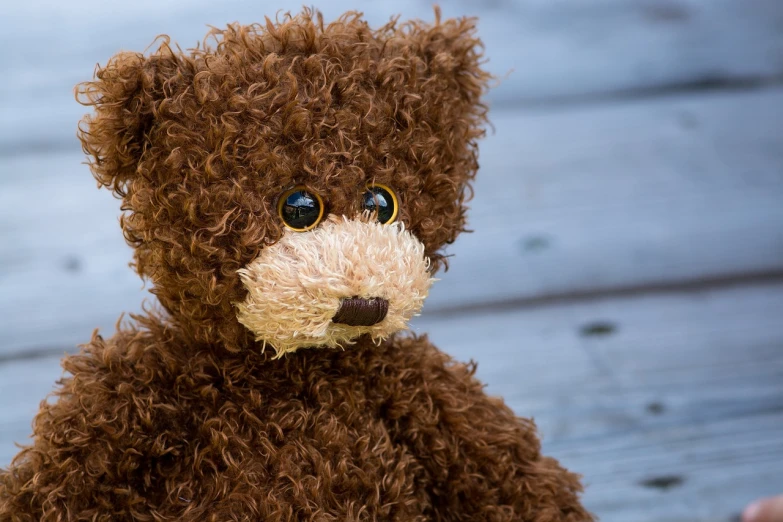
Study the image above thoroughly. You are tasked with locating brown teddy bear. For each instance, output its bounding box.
[0,9,592,521]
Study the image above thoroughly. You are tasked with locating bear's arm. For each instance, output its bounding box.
[0,332,184,521]
[374,334,594,521]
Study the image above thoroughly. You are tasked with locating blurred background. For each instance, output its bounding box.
[1,1,782,520]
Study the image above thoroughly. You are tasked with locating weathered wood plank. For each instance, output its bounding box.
[2,280,781,521]
[1,0,782,150]
[421,281,783,521]
[566,412,783,522]
[1,87,781,357]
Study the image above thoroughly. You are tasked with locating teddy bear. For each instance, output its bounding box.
[0,8,592,521]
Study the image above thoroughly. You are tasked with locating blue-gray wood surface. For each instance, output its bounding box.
[1,1,782,520]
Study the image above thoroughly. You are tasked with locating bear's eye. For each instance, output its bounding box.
[362,184,398,224]
[278,186,324,232]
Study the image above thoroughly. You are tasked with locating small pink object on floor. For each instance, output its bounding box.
[744,495,783,522]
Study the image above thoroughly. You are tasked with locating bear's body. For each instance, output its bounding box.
[0,9,592,521]
[1,327,588,520]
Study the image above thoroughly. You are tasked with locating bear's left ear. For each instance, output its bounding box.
[403,8,493,128]
[401,6,493,138]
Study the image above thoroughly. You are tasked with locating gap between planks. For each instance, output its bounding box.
[3,269,783,366]
[424,269,783,320]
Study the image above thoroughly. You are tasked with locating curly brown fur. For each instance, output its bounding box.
[1,326,589,521]
[0,8,593,521]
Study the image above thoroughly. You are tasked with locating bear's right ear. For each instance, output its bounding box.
[76,46,183,197]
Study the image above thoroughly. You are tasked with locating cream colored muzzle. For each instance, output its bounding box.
[235,214,434,357]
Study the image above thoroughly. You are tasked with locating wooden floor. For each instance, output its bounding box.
[1,1,782,520]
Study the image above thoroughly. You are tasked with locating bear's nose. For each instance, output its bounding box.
[332,297,389,326]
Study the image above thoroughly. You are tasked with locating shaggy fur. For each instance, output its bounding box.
[237,213,433,356]
[0,8,593,521]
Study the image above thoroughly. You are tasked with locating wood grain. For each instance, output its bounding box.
[420,281,783,521]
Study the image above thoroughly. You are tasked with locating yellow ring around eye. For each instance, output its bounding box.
[277,185,325,232]
[366,183,399,224]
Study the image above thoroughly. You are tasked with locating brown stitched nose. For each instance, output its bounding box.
[332,297,389,326]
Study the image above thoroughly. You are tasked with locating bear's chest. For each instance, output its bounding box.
[130,339,436,520]
[159,390,432,520]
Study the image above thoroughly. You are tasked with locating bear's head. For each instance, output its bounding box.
[77,9,491,356]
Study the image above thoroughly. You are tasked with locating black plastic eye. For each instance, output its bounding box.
[277,186,324,232]
[362,184,398,224]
